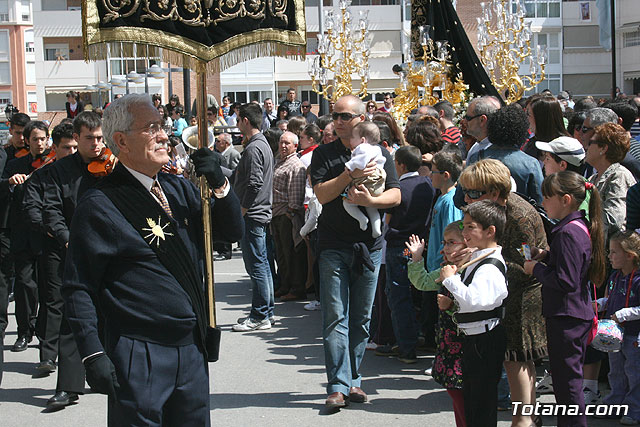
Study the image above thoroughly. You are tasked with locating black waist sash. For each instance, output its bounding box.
[453,257,507,325]
[98,165,209,359]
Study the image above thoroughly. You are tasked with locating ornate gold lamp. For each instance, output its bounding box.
[392,25,468,123]
[309,0,371,103]
[477,0,546,104]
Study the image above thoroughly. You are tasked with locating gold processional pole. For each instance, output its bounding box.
[195,60,216,328]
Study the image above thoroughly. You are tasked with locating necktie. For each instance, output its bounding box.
[151,181,173,217]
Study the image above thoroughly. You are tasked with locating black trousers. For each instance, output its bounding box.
[39,243,63,361]
[0,229,13,337]
[55,314,85,393]
[106,336,210,427]
[462,323,506,427]
[271,215,307,296]
[13,251,39,338]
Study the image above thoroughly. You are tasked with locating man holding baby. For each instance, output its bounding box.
[309,95,401,409]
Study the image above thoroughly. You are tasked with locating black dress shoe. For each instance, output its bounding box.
[46,391,79,409]
[12,335,31,352]
[36,360,57,373]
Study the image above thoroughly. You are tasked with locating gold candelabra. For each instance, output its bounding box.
[392,25,468,124]
[309,0,370,103]
[477,0,546,104]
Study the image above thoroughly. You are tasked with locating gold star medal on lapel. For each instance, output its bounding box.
[143,217,174,247]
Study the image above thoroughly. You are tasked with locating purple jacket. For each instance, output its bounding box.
[533,211,594,320]
[605,270,640,336]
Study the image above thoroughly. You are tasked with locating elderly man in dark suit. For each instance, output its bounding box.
[63,94,243,426]
[215,133,241,170]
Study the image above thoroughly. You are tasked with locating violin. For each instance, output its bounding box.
[88,147,117,177]
[14,147,29,158]
[31,150,56,169]
[161,163,179,175]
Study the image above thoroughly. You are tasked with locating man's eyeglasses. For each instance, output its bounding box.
[302,105,311,109]
[431,170,446,175]
[580,125,594,133]
[461,187,487,199]
[463,113,483,122]
[128,122,172,137]
[332,111,358,122]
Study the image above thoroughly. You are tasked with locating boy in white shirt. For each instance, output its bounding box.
[343,121,387,237]
[440,199,508,426]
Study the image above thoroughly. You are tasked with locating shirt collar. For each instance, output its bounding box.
[399,171,419,181]
[123,163,156,192]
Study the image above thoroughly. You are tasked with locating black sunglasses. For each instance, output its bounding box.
[463,113,483,122]
[332,111,358,121]
[461,187,487,199]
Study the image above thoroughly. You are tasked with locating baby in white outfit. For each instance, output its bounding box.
[343,121,387,238]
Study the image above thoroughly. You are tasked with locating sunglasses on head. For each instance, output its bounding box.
[332,111,358,121]
[461,187,487,199]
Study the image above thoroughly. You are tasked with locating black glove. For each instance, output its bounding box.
[190,148,226,189]
[84,353,119,397]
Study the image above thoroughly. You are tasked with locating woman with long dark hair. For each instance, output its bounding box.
[524,95,570,160]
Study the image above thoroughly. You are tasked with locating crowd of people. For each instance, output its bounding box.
[1,87,640,427]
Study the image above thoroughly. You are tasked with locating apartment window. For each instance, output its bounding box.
[224,92,247,104]
[517,0,560,19]
[26,61,35,85]
[0,30,9,85]
[300,90,319,104]
[624,30,640,48]
[24,29,34,53]
[45,44,69,61]
[0,0,8,22]
[0,92,11,110]
[21,0,30,21]
[535,32,560,64]
[109,43,160,75]
[248,91,272,103]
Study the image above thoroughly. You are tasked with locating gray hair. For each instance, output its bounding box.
[472,96,501,117]
[587,107,618,127]
[218,133,232,145]
[102,93,155,156]
[281,131,299,145]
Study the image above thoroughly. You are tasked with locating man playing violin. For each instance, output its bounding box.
[0,121,50,353]
[22,121,82,407]
[62,94,242,426]
[0,112,31,382]
[40,111,105,409]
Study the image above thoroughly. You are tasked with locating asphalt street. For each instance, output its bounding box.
[0,253,614,426]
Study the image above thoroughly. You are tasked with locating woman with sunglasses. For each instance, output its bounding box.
[365,101,377,120]
[459,159,548,427]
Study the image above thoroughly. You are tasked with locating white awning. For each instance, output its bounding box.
[624,71,640,80]
[34,26,82,38]
[45,87,97,94]
[619,22,640,33]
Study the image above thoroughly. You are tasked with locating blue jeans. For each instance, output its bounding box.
[385,245,418,356]
[241,217,274,321]
[319,247,381,396]
[604,335,640,420]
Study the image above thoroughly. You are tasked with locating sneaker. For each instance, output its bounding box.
[583,388,602,405]
[237,316,276,326]
[375,344,399,357]
[304,300,321,311]
[536,370,554,394]
[424,367,432,376]
[232,318,271,332]
[620,416,640,425]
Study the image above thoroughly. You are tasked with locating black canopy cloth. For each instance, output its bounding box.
[410,0,501,101]
[81,0,307,351]
[83,0,306,71]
